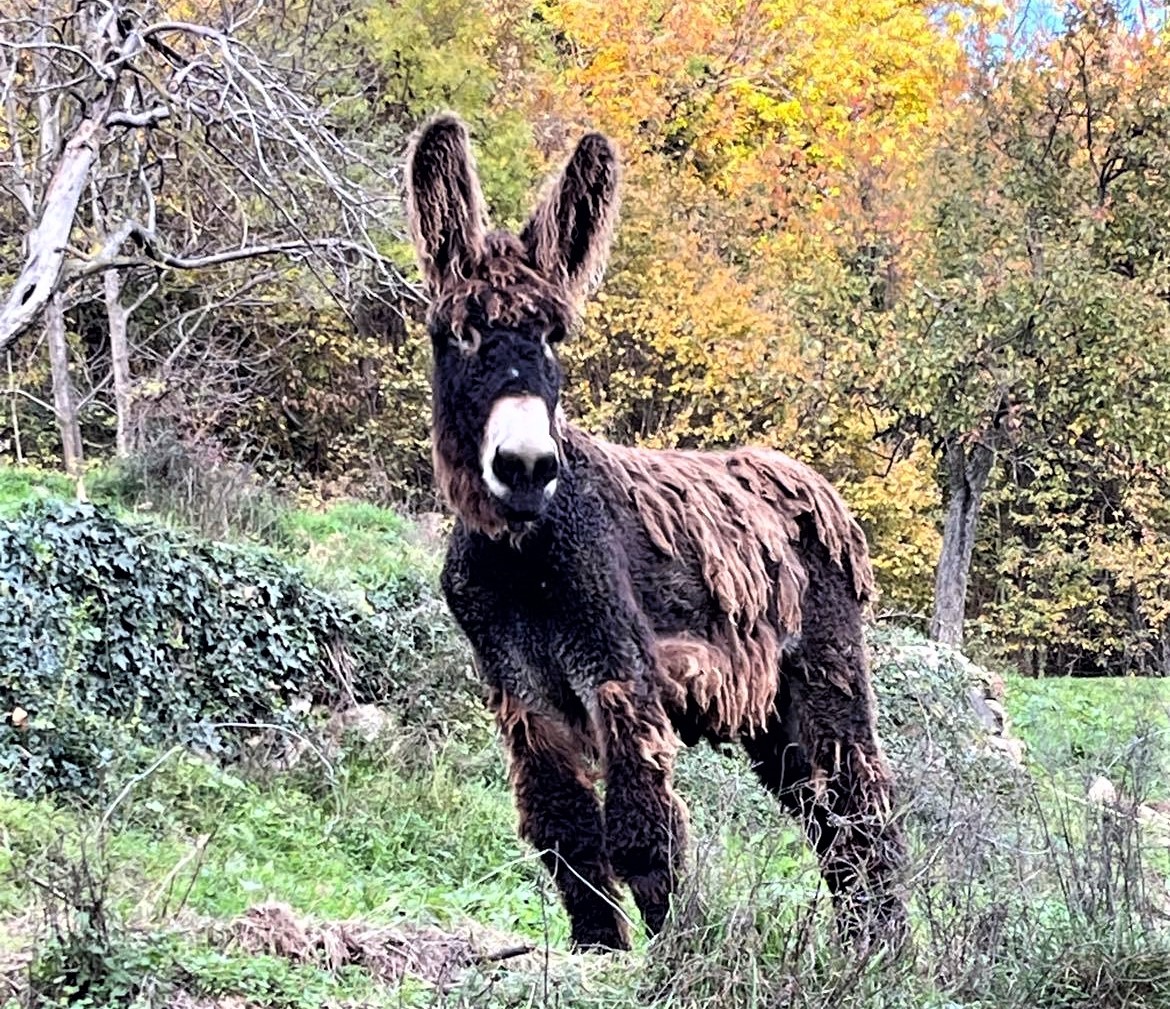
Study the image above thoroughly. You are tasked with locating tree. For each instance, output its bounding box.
[513,0,966,606]
[0,0,408,467]
[877,0,1170,651]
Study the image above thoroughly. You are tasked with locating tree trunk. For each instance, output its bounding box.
[0,90,119,353]
[5,352,22,464]
[46,293,83,476]
[104,269,134,457]
[931,437,996,649]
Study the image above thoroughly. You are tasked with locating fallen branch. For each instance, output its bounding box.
[478,943,536,963]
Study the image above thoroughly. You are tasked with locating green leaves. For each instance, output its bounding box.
[0,500,475,798]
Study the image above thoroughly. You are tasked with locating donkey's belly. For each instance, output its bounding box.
[622,530,789,741]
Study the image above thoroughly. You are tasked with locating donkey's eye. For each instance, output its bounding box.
[508,367,520,379]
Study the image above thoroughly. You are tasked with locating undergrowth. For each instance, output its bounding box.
[4,696,1168,1008]
[2,465,1169,1007]
[0,498,478,798]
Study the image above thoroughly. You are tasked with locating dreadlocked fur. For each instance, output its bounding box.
[406,112,908,954]
[568,428,874,738]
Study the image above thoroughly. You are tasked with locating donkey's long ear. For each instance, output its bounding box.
[522,132,620,302]
[406,115,488,294]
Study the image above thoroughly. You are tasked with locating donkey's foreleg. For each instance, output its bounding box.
[592,679,688,935]
[493,691,630,950]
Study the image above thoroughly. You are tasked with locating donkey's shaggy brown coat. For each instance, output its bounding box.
[406,113,907,952]
[571,428,874,737]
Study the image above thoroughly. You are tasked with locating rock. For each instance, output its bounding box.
[326,703,396,744]
[871,625,1027,775]
[1087,775,1118,806]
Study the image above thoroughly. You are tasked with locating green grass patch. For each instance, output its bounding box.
[275,498,441,591]
[0,466,76,516]
[1,734,551,937]
[1005,674,1170,791]
[0,738,819,954]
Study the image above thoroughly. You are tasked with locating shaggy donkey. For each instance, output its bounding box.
[405,114,907,951]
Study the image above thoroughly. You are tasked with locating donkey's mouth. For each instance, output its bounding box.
[493,480,557,526]
[500,500,546,525]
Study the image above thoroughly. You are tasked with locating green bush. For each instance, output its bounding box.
[90,428,288,542]
[869,625,1025,826]
[0,500,476,799]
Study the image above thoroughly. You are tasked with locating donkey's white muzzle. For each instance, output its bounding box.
[481,395,560,519]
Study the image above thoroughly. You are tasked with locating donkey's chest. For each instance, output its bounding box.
[470,587,602,710]
[443,553,605,704]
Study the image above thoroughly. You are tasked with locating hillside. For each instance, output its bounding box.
[1,471,1169,1008]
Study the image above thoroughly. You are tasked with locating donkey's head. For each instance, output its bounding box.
[406,114,619,533]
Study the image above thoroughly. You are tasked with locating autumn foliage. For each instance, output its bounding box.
[3,0,1169,675]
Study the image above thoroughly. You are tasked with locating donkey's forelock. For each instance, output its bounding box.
[406,113,621,312]
[432,234,577,340]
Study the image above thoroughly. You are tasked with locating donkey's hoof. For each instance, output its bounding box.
[569,922,631,952]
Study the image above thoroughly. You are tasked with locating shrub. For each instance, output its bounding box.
[870,625,1026,831]
[0,500,477,799]
[92,428,286,542]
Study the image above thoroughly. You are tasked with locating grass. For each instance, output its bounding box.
[1,734,533,927]
[276,499,442,590]
[3,464,1170,1007]
[1005,674,1170,786]
[5,689,1169,1007]
[0,467,77,518]
[0,739,809,954]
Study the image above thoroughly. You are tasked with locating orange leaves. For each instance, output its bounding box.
[539,0,964,197]
[505,0,969,611]
[560,183,803,449]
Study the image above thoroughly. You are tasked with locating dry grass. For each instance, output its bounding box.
[228,902,538,990]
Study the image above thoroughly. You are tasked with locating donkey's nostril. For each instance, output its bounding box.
[532,453,559,488]
[492,449,528,489]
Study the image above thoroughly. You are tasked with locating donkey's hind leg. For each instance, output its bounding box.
[494,690,630,950]
[743,695,906,950]
[746,553,907,948]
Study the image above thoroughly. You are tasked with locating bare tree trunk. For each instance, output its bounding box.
[5,352,22,464]
[931,437,995,648]
[104,269,134,457]
[45,293,83,476]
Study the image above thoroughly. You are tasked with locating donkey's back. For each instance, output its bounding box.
[567,427,876,741]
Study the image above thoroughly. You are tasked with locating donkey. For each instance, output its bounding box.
[405,114,908,951]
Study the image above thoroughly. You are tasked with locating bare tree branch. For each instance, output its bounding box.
[0,0,412,355]
[108,105,170,128]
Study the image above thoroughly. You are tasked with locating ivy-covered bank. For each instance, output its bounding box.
[0,500,475,798]
[1,498,1027,804]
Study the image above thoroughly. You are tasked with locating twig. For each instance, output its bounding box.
[477,943,535,963]
[98,744,184,835]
